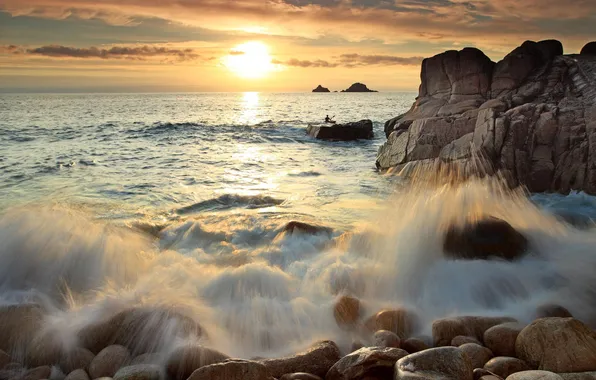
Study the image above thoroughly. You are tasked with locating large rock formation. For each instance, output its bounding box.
[312,85,330,93]
[376,40,596,194]
[342,83,377,92]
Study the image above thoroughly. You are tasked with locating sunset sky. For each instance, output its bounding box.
[1,0,595,92]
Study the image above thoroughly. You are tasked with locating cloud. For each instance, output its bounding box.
[229,50,245,56]
[274,54,423,68]
[19,44,201,61]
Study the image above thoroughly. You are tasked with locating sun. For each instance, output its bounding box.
[224,41,274,79]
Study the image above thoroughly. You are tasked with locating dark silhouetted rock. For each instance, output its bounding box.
[515,318,596,373]
[312,85,330,93]
[395,347,473,380]
[259,341,340,379]
[326,347,408,380]
[341,83,377,92]
[306,120,373,141]
[443,217,528,261]
[581,42,596,56]
[282,221,332,236]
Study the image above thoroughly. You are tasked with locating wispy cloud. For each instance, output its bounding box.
[4,44,202,61]
[274,54,423,68]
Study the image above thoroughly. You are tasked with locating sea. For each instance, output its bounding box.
[1,92,596,359]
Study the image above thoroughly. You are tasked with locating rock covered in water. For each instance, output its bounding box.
[443,217,528,261]
[460,343,494,369]
[312,85,330,93]
[333,295,361,329]
[59,348,95,374]
[507,371,563,379]
[395,347,473,380]
[282,221,332,236]
[534,304,573,319]
[515,318,596,373]
[432,316,516,347]
[166,345,229,380]
[373,330,401,348]
[581,42,596,56]
[341,83,377,92]
[326,347,408,380]
[0,304,45,357]
[186,359,274,380]
[259,340,340,379]
[89,345,131,379]
[364,308,419,339]
[484,323,524,357]
[484,357,531,378]
[113,365,162,380]
[306,120,373,141]
[376,39,596,195]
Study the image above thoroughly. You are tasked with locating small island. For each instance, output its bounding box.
[341,82,377,92]
[312,85,330,92]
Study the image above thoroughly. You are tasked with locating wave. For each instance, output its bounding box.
[176,194,285,214]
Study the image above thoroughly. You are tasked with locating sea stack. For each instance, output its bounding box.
[376,39,596,194]
[312,85,331,92]
[342,83,377,92]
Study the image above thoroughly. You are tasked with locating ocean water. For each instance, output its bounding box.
[1,92,596,360]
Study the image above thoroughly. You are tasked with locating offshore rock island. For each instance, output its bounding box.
[377,40,596,194]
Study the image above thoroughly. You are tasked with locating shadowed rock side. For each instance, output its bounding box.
[307,120,373,141]
[341,83,378,92]
[312,85,330,93]
[377,39,596,194]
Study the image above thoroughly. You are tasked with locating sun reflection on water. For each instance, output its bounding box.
[239,92,259,124]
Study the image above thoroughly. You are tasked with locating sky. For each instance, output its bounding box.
[0,0,595,92]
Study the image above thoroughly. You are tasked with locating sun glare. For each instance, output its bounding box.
[224,41,274,79]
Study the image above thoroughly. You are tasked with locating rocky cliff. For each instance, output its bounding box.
[377,40,596,194]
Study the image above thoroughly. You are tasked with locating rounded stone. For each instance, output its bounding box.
[166,345,229,380]
[506,370,564,379]
[333,296,361,328]
[373,330,401,348]
[401,338,430,354]
[452,336,482,347]
[460,343,494,369]
[484,357,531,378]
[395,347,473,380]
[89,345,131,379]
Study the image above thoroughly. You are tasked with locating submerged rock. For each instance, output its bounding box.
[515,318,596,373]
[395,347,473,380]
[443,217,528,261]
[306,120,373,141]
[259,341,340,379]
[312,85,330,93]
[326,347,408,380]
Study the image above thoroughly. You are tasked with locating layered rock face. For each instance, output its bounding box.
[377,40,596,193]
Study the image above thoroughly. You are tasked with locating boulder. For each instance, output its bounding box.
[364,308,419,339]
[15,366,52,380]
[312,85,330,93]
[64,369,90,380]
[474,368,502,379]
[507,371,563,380]
[59,348,94,374]
[452,336,482,347]
[166,345,229,380]
[432,316,516,346]
[581,42,596,56]
[534,304,573,319]
[333,295,361,329]
[282,221,332,236]
[280,373,322,380]
[484,357,531,378]
[130,354,162,366]
[559,373,596,380]
[341,83,377,92]
[460,343,494,369]
[395,347,473,380]
[443,217,528,261]
[306,120,373,141]
[186,360,273,380]
[484,323,524,357]
[326,347,408,380]
[259,340,340,379]
[401,338,429,354]
[0,304,45,355]
[515,318,596,373]
[113,365,161,380]
[89,346,131,379]
[373,330,401,348]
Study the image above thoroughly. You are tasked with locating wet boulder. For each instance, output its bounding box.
[515,318,596,373]
[166,345,229,380]
[280,373,322,380]
[59,348,95,374]
[282,221,333,236]
[64,369,90,380]
[580,42,596,56]
[113,364,162,380]
[326,347,408,380]
[306,120,373,141]
[364,308,419,339]
[259,341,340,379]
[443,217,528,261]
[333,295,361,329]
[484,357,531,378]
[89,345,131,379]
[452,336,482,347]
[534,304,573,319]
[460,343,494,369]
[0,304,45,355]
[507,371,563,379]
[484,323,524,357]
[401,338,430,354]
[432,316,516,346]
[373,330,401,348]
[186,359,273,380]
[395,347,473,380]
